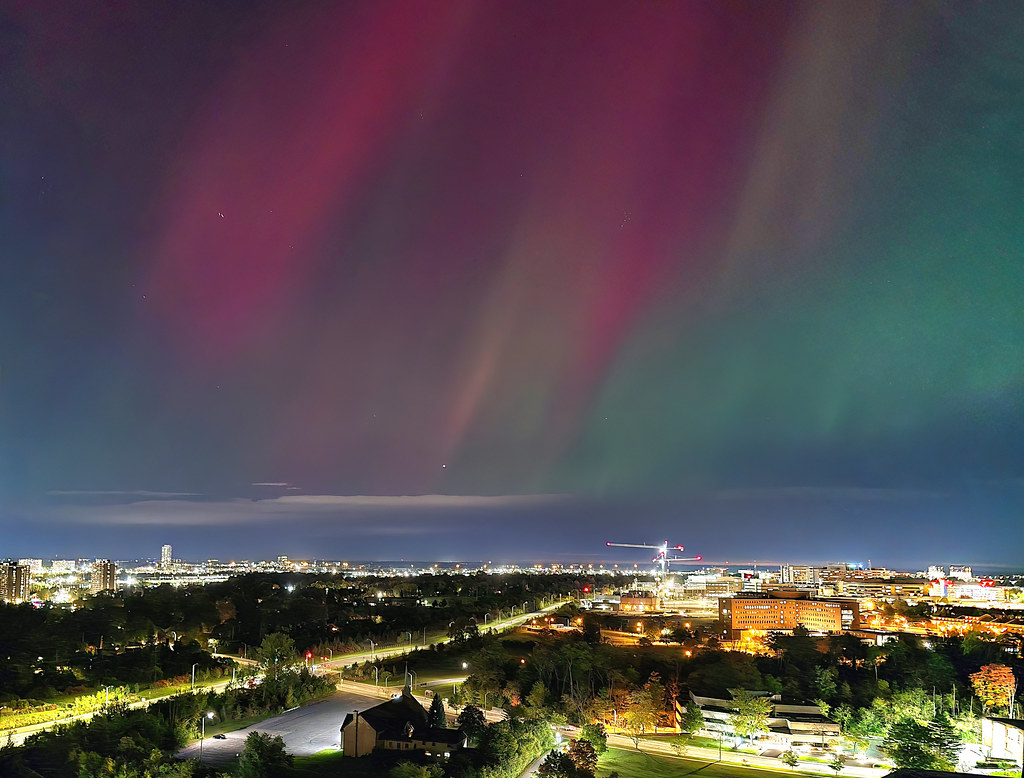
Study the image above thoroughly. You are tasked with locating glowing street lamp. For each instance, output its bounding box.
[199,711,215,762]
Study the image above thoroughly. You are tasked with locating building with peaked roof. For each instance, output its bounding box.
[341,687,466,757]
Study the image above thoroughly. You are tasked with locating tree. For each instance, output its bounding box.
[427,694,446,729]
[456,704,487,741]
[729,691,773,743]
[237,732,292,778]
[389,763,442,778]
[538,751,576,777]
[970,663,1016,713]
[255,633,296,681]
[568,739,598,776]
[679,703,704,735]
[527,680,549,713]
[883,719,934,770]
[622,680,661,747]
[812,667,838,703]
[578,723,607,755]
[828,753,846,775]
[781,750,799,770]
[882,716,959,771]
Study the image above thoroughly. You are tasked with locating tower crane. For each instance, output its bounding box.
[605,540,702,576]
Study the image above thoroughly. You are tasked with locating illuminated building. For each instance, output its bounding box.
[719,591,860,639]
[90,560,117,593]
[161,544,172,567]
[0,561,31,602]
[17,558,43,573]
[832,577,929,600]
[618,592,661,612]
[779,565,821,585]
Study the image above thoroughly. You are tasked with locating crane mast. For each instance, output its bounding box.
[605,540,702,576]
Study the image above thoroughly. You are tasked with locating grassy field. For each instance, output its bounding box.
[596,747,790,778]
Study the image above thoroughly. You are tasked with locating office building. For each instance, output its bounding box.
[719,591,860,639]
[161,544,172,567]
[90,560,117,594]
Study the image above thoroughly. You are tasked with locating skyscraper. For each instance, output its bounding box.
[90,560,117,594]
[161,544,172,567]
[1,561,31,602]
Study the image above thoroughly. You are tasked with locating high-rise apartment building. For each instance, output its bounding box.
[50,560,77,573]
[90,560,117,594]
[161,544,172,567]
[1,561,31,602]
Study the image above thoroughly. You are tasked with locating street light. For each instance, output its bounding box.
[368,640,375,661]
[199,711,214,762]
[191,663,198,689]
[103,685,113,707]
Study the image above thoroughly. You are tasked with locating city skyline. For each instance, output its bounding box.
[3,3,1023,564]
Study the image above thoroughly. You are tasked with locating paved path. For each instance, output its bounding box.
[176,690,372,767]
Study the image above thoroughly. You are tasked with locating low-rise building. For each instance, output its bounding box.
[682,691,840,749]
[341,688,466,758]
[618,592,661,612]
[982,717,1024,768]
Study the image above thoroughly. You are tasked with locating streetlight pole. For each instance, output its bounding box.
[373,665,379,686]
[199,711,214,762]
[191,663,198,690]
[369,640,375,661]
[103,685,113,707]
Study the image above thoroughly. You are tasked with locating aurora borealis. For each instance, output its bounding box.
[2,2,1023,565]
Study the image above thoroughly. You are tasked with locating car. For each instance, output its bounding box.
[213,734,226,739]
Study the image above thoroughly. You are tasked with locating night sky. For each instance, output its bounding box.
[3,2,1023,567]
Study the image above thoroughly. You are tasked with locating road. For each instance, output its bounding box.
[315,600,571,671]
